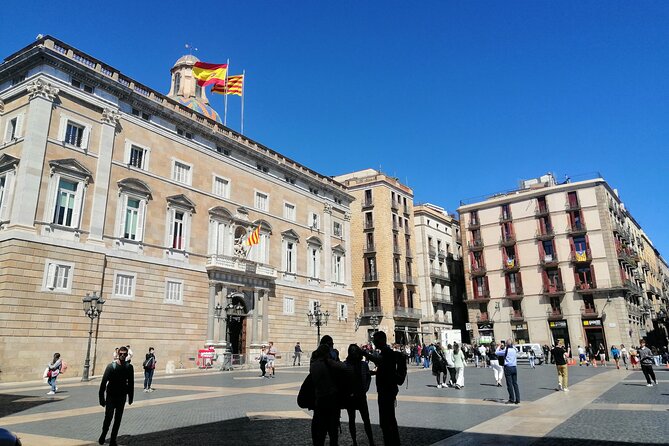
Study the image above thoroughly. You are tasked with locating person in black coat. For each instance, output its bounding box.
[431,343,447,389]
[98,346,134,446]
[344,344,375,446]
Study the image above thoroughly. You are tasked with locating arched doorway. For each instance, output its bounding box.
[227,292,247,355]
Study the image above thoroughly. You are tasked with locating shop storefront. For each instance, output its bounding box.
[478,322,494,344]
[512,322,529,343]
[549,320,571,347]
[583,319,607,352]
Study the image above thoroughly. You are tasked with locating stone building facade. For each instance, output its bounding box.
[0,36,354,382]
[458,173,667,350]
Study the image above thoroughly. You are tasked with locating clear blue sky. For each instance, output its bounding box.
[2,1,668,256]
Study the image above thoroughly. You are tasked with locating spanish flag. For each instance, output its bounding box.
[212,74,244,96]
[245,226,260,246]
[192,62,228,87]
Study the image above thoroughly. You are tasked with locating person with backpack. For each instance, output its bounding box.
[344,344,375,446]
[98,346,134,446]
[142,347,157,392]
[363,331,404,446]
[431,342,447,389]
[45,352,62,395]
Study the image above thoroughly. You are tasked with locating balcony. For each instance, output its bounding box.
[470,265,487,277]
[617,248,638,266]
[392,222,400,232]
[403,205,410,215]
[581,305,598,319]
[543,282,565,296]
[565,201,581,211]
[363,221,374,230]
[476,312,490,322]
[468,239,484,251]
[393,273,406,283]
[624,279,642,296]
[567,223,587,236]
[499,213,513,223]
[535,206,550,217]
[547,308,563,320]
[361,198,374,209]
[364,243,376,253]
[502,259,520,273]
[510,310,524,321]
[506,286,524,300]
[438,249,447,260]
[206,255,277,278]
[393,306,422,320]
[391,201,400,212]
[363,272,379,282]
[467,220,480,230]
[405,248,413,258]
[430,268,450,281]
[428,246,437,258]
[467,290,490,303]
[535,228,555,241]
[569,249,592,264]
[362,305,383,316]
[432,292,452,304]
[500,234,516,247]
[540,254,559,268]
[393,244,401,255]
[406,275,416,285]
[574,281,597,292]
[634,272,645,283]
[404,225,411,235]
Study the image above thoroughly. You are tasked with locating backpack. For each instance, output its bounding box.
[297,373,315,409]
[394,350,407,386]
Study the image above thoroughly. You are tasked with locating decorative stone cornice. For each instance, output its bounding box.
[27,79,59,101]
[323,203,333,214]
[101,107,121,126]
[344,212,352,222]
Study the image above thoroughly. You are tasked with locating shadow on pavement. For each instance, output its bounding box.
[0,393,57,417]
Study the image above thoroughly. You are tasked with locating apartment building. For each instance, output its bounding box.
[458,173,667,350]
[413,203,466,343]
[0,36,355,382]
[333,169,421,344]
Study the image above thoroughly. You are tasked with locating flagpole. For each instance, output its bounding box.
[223,58,230,126]
[241,70,246,134]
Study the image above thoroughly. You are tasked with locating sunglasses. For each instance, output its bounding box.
[118,353,128,356]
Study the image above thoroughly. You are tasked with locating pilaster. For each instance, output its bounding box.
[323,203,332,283]
[206,282,216,344]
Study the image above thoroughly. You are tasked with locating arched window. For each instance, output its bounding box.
[173,73,181,95]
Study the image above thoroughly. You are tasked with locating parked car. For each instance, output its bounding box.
[514,343,544,365]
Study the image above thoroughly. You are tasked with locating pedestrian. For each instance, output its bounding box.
[267,341,277,378]
[344,344,375,446]
[489,343,504,387]
[444,343,456,387]
[638,340,658,387]
[415,344,422,366]
[310,337,350,446]
[597,343,607,367]
[362,331,402,446]
[552,341,569,392]
[257,345,268,378]
[610,345,621,370]
[142,347,156,392]
[478,344,488,368]
[630,346,639,369]
[577,345,586,366]
[45,353,62,395]
[422,343,431,369]
[586,344,594,366]
[528,348,536,369]
[294,341,303,366]
[620,344,629,370]
[496,339,520,404]
[431,342,447,389]
[125,345,133,364]
[452,342,466,389]
[98,346,134,446]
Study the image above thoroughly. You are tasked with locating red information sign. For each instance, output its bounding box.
[197,347,216,368]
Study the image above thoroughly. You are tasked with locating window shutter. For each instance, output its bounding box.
[4,120,12,142]
[117,194,128,237]
[46,263,56,289]
[58,117,68,141]
[71,182,84,228]
[14,115,23,138]
[0,172,14,221]
[81,126,90,150]
[123,141,131,164]
[183,212,191,251]
[45,174,60,223]
[136,199,146,241]
[167,209,175,248]
[207,219,216,255]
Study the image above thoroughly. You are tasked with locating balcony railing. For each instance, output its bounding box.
[364,243,376,253]
[405,225,411,235]
[536,228,555,240]
[624,279,642,296]
[567,223,587,236]
[364,221,374,230]
[406,275,416,285]
[634,272,645,283]
[393,306,422,319]
[565,201,581,211]
[510,310,524,321]
[499,213,513,223]
[467,220,480,230]
[361,198,374,209]
[502,259,520,272]
[470,265,487,277]
[428,246,437,257]
[392,222,400,231]
[476,312,490,322]
[540,255,559,268]
[438,249,447,259]
[431,293,452,304]
[405,248,413,258]
[362,305,383,316]
[471,289,490,300]
[391,201,400,211]
[542,282,565,295]
[393,244,401,255]
[430,268,450,280]
[569,249,592,263]
[403,205,410,215]
[393,273,406,283]
[500,234,516,246]
[206,255,277,278]
[363,272,379,282]
[506,286,524,299]
[581,305,598,318]
[468,239,484,251]
[535,206,549,217]
[574,281,597,292]
[547,308,563,320]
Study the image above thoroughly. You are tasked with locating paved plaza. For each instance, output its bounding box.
[0,361,666,445]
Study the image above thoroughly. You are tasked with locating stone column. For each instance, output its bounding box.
[250,288,260,346]
[9,79,59,230]
[88,108,120,244]
[218,286,228,345]
[261,290,269,344]
[206,282,216,345]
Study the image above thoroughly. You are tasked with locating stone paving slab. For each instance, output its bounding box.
[593,381,667,405]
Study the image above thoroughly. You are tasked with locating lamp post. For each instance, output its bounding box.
[307,302,330,347]
[369,315,380,332]
[81,292,105,382]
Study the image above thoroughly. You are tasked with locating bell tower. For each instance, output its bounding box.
[168,54,210,104]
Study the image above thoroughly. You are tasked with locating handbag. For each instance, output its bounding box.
[297,373,315,409]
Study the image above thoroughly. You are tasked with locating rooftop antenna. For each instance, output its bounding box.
[185,43,198,55]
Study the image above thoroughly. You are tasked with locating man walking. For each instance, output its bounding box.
[552,341,569,391]
[267,341,277,377]
[293,341,303,366]
[98,346,134,446]
[143,347,156,392]
[363,331,402,446]
[496,338,520,404]
[638,340,658,386]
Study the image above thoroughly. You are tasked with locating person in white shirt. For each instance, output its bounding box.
[478,345,488,368]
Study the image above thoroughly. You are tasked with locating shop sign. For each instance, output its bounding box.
[549,321,567,328]
[583,319,602,327]
[479,335,493,343]
[514,324,527,330]
[478,323,493,330]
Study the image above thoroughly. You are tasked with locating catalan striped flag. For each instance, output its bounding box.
[245,226,260,246]
[212,74,244,96]
[192,62,228,87]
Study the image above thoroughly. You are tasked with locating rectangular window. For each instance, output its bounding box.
[128,145,146,169]
[0,175,6,217]
[5,117,18,141]
[310,212,320,230]
[114,273,135,299]
[53,179,78,226]
[338,303,348,320]
[283,297,295,315]
[171,211,185,250]
[310,247,319,278]
[213,176,230,198]
[284,202,296,221]
[255,192,268,211]
[286,241,295,273]
[165,280,183,304]
[124,198,140,240]
[172,161,192,185]
[43,260,74,292]
[131,108,150,120]
[333,221,342,237]
[64,122,85,147]
[333,254,343,283]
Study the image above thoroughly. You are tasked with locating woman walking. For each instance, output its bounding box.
[629,346,639,369]
[610,345,621,369]
[257,345,268,378]
[344,344,375,446]
[431,343,447,389]
[452,343,466,389]
[46,353,62,395]
[597,343,607,367]
[489,343,504,386]
[445,344,456,387]
[620,344,629,370]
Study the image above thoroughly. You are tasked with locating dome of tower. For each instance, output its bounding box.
[173,54,199,68]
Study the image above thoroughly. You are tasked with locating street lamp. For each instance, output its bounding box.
[307,302,330,346]
[81,292,104,382]
[214,302,224,322]
[369,315,380,332]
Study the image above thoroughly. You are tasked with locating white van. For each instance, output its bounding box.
[514,343,544,364]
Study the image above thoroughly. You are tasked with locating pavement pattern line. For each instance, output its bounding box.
[588,402,669,412]
[430,369,629,446]
[11,432,93,446]
[247,410,312,420]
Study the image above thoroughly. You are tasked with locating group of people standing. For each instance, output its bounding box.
[429,342,466,389]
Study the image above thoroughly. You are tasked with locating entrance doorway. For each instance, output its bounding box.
[549,321,571,348]
[228,316,246,355]
[584,322,606,359]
